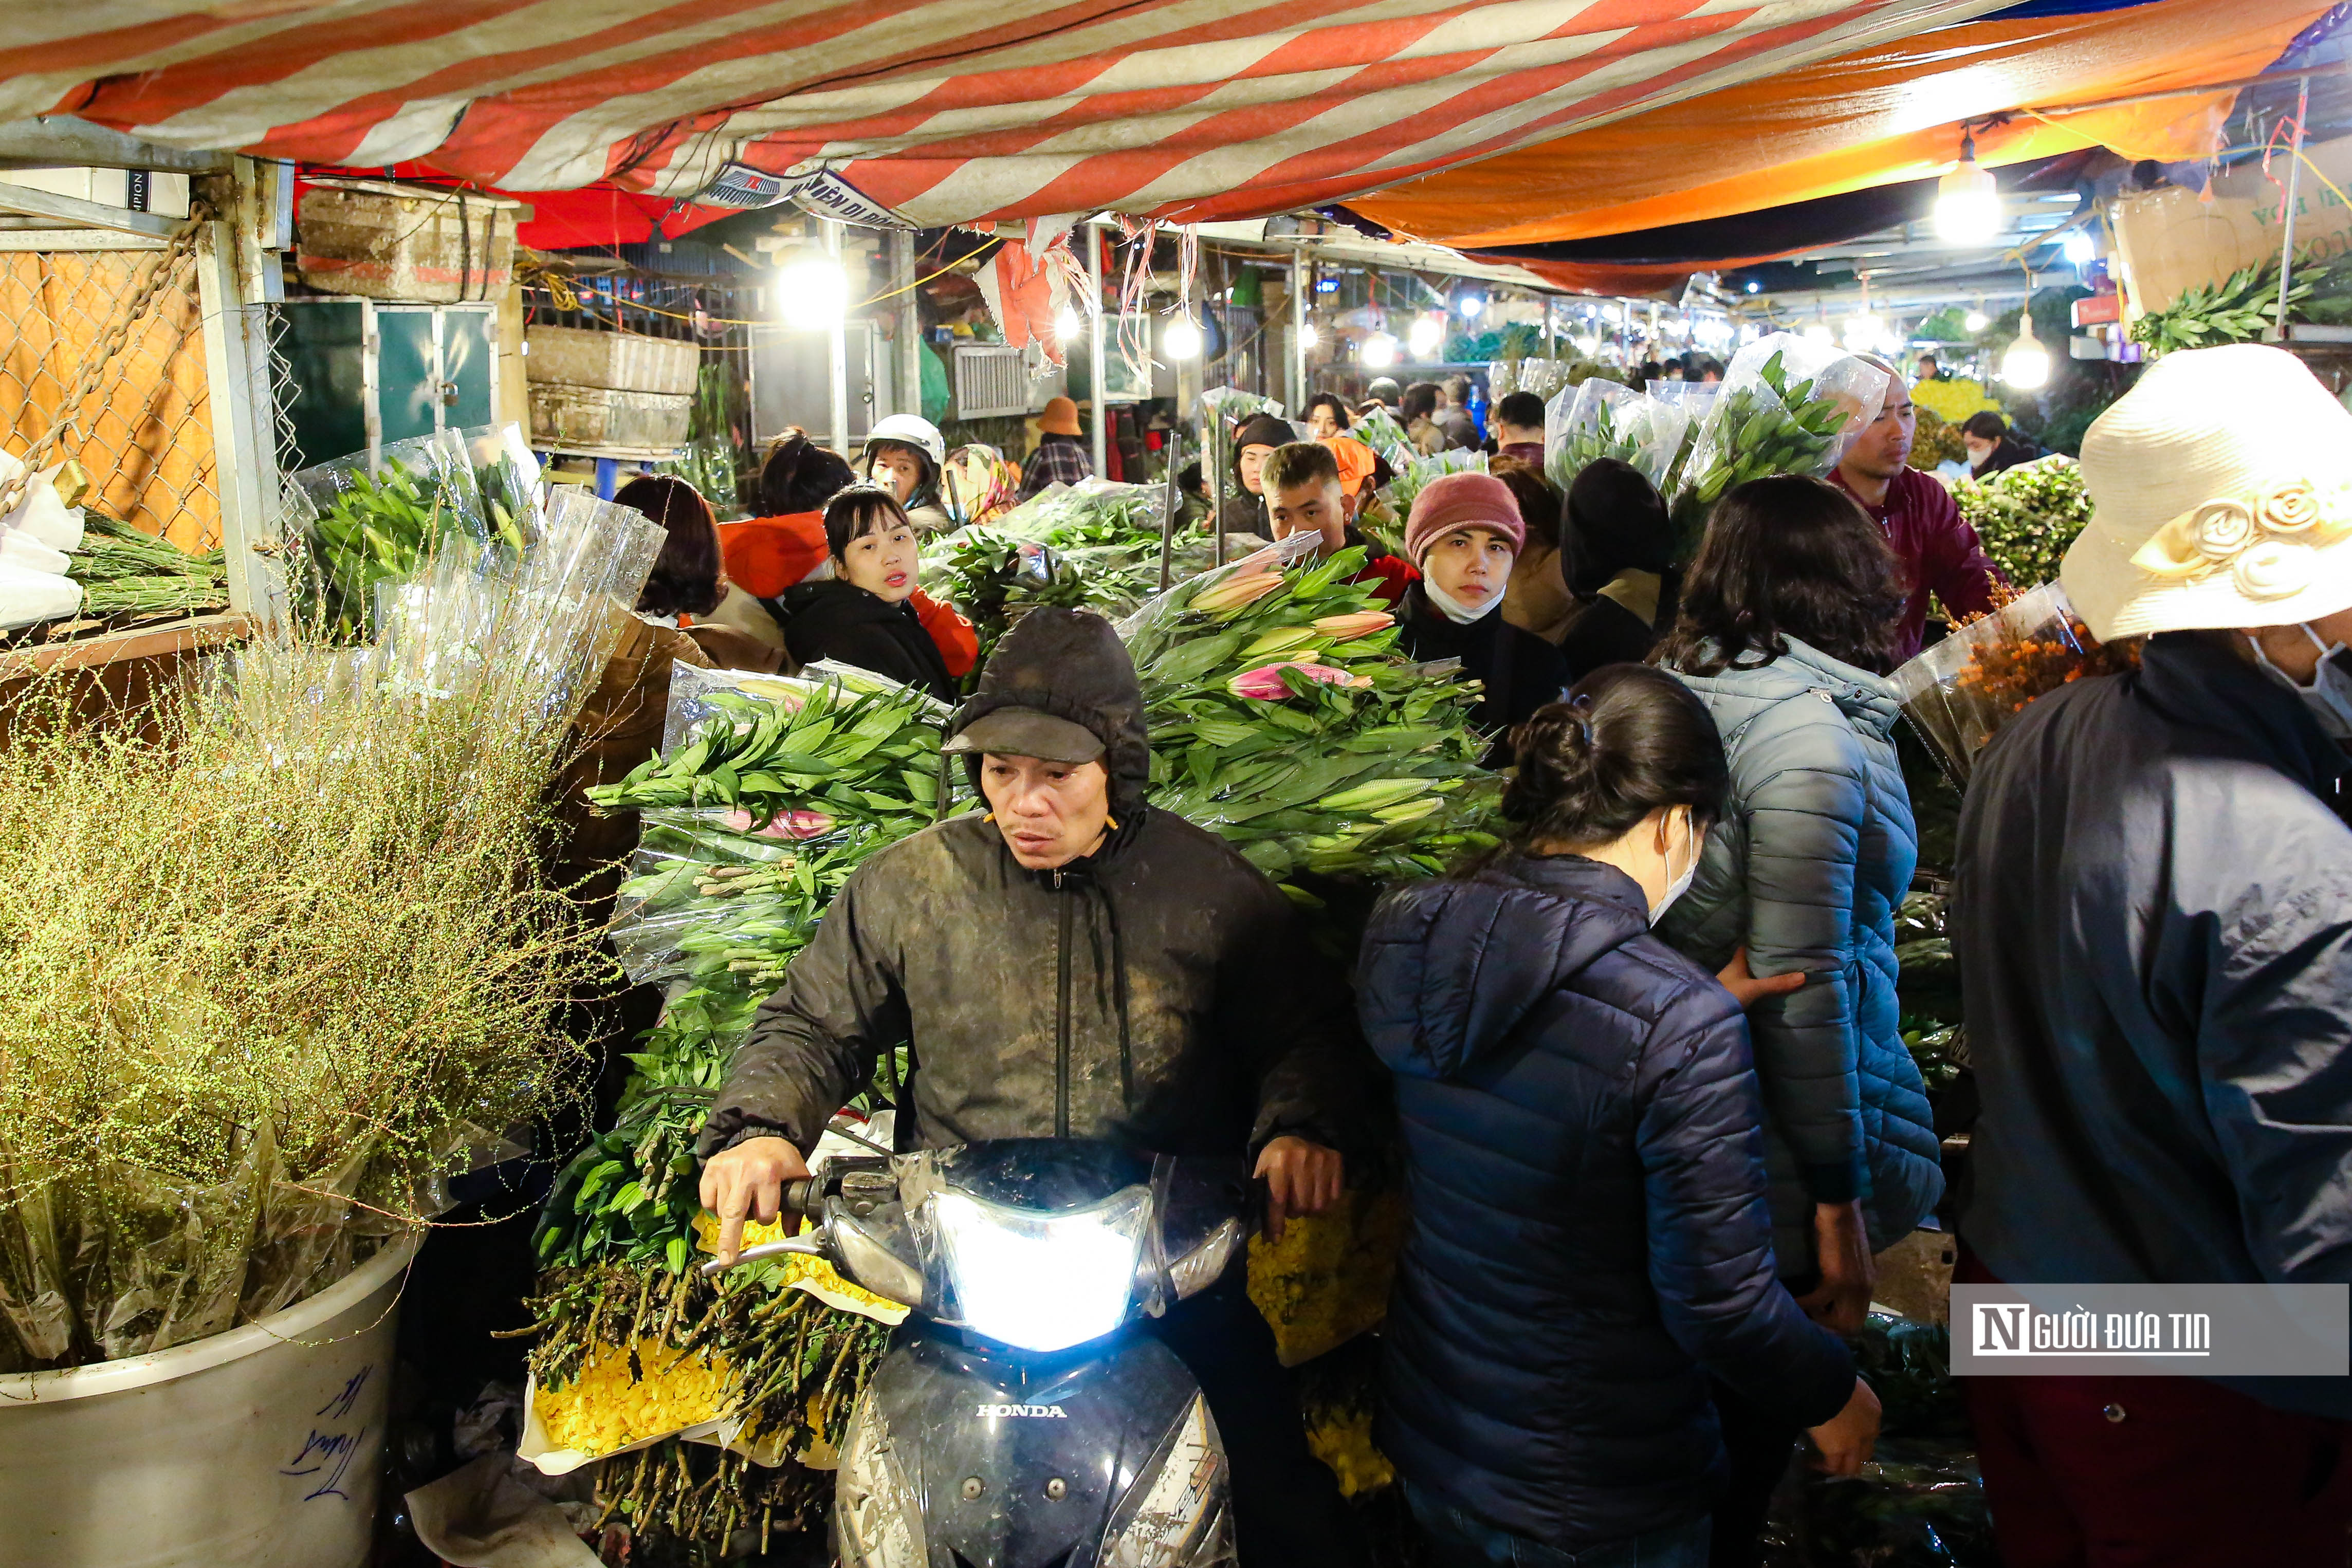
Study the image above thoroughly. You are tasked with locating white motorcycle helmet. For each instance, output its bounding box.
[864,414,946,470]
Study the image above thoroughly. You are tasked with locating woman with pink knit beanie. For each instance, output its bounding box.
[1398,471,1572,756]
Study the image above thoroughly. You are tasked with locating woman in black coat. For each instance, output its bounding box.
[1358,666,1879,1568]
[1393,470,1571,759]
[766,486,955,700]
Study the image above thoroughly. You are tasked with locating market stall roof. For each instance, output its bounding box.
[8,0,2009,228]
[1353,0,2326,248]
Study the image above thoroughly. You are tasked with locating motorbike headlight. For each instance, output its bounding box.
[836,1391,928,1568]
[930,1186,1148,1353]
[1099,1392,1229,1567]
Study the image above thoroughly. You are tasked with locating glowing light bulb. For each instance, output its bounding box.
[1964,308,1990,333]
[1802,322,1835,345]
[1935,135,2001,245]
[1298,322,1319,350]
[2001,318,2050,390]
[777,251,849,330]
[1408,313,1444,357]
[1361,332,1398,368]
[1054,306,1082,343]
[1163,316,1202,360]
[1457,293,1485,321]
[2061,231,2096,266]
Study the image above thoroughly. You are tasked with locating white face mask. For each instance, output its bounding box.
[1423,576,1506,623]
[2247,624,2352,740]
[1650,811,1703,924]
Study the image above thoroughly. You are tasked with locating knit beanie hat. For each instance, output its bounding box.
[1404,471,1525,561]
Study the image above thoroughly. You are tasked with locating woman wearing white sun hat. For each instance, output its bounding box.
[1952,343,2352,1566]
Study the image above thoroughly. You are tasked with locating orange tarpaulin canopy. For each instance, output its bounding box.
[1354,0,2325,248]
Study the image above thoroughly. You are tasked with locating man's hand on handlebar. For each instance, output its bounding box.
[698,1136,812,1266]
[1255,1136,1343,1243]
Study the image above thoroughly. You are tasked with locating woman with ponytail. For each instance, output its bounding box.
[1357,665,1881,1568]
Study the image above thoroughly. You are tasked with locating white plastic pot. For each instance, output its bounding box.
[0,1232,417,1568]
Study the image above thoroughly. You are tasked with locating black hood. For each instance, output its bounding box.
[950,608,1151,821]
[1566,457,1671,595]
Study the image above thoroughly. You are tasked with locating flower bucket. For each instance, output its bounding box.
[0,1233,417,1568]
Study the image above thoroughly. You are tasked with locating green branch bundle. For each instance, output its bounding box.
[2131,250,2351,357]
[64,514,227,617]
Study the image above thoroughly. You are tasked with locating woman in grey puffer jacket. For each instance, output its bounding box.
[1652,475,1942,1568]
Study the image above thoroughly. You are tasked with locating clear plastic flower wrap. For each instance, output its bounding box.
[456,421,548,559]
[1349,403,1417,470]
[1361,448,1489,538]
[1543,378,1687,493]
[371,487,665,744]
[284,432,501,638]
[1891,581,2139,786]
[1668,334,1889,549]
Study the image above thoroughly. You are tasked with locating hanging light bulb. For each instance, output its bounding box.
[1163,316,1202,360]
[1053,305,1083,344]
[1298,322,1320,350]
[2001,311,2051,390]
[1934,131,2002,245]
[777,248,849,331]
[1802,321,1835,345]
[1964,301,1990,333]
[1843,312,1883,351]
[2061,230,2097,266]
[1361,331,1399,368]
[1408,312,1444,358]
[1574,334,1599,356]
[1457,292,1485,321]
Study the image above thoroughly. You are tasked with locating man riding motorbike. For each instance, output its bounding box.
[697,606,1373,1565]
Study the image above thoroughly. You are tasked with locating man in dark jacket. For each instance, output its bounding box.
[1953,345,2352,1565]
[698,607,1368,1565]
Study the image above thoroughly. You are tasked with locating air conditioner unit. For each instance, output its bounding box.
[953,344,1030,418]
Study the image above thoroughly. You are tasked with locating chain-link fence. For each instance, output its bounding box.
[0,238,219,552]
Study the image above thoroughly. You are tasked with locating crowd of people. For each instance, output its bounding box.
[620,342,2352,1568]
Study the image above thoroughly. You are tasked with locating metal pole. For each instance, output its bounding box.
[1087,218,1108,477]
[2277,77,2310,341]
[1209,413,1226,568]
[1544,297,1554,360]
[824,220,849,456]
[1289,244,1307,413]
[1159,426,1184,589]
[892,228,920,419]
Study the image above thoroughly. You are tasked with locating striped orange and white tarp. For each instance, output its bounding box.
[6,0,2004,227]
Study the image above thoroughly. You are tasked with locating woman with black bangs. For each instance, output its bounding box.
[766,486,957,700]
[1650,474,1942,1568]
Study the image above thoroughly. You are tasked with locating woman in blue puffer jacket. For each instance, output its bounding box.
[1652,474,1944,1568]
[1360,666,1878,1568]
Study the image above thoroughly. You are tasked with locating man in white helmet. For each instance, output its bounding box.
[861,413,952,532]
[1953,344,2352,1565]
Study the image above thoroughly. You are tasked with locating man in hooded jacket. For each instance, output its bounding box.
[697,607,1370,1565]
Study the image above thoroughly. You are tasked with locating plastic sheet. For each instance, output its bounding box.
[1544,379,1687,493]
[1891,581,2138,787]
[456,422,548,559]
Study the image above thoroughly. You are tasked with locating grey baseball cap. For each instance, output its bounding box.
[942,705,1106,764]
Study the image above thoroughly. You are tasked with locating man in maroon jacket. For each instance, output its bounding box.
[1831,360,2005,660]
